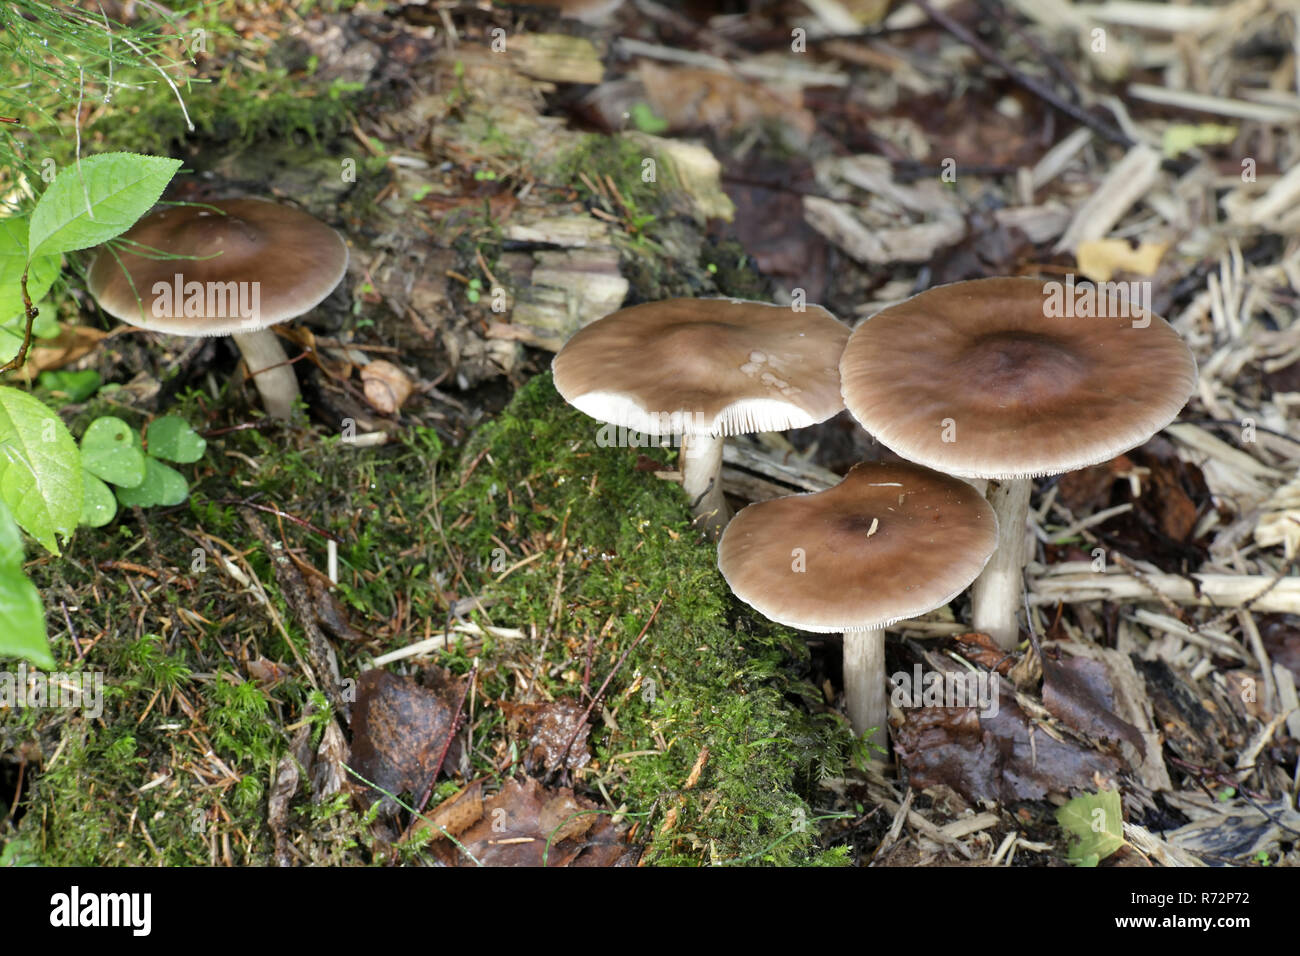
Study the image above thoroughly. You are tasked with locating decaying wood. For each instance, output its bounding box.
[511,33,605,85]
[1031,564,1300,616]
[489,247,628,352]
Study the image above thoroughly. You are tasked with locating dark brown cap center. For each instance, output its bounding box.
[957,331,1089,409]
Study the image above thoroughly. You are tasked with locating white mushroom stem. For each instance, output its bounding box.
[843,628,888,751]
[232,329,299,420]
[680,432,730,534]
[970,478,1032,649]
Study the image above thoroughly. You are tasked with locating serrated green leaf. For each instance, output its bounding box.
[80,415,146,488]
[0,565,51,669]
[27,153,182,258]
[114,456,188,508]
[0,217,60,323]
[0,499,23,569]
[145,415,206,463]
[39,369,102,403]
[1056,789,1125,866]
[79,470,117,528]
[0,386,82,554]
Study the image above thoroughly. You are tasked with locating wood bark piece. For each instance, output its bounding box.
[1054,144,1161,253]
[490,247,629,352]
[511,34,605,85]
[1032,564,1300,615]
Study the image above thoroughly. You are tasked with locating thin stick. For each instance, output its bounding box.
[214,498,343,543]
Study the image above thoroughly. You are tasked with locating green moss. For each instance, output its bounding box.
[699,237,772,302]
[90,65,362,160]
[544,133,679,214]
[445,373,854,864]
[6,371,852,866]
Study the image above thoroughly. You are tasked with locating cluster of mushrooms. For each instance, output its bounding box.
[87,199,349,420]
[553,281,1198,750]
[86,200,1199,753]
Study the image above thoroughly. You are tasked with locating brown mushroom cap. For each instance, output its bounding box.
[551,298,850,436]
[86,198,348,336]
[718,461,998,632]
[839,277,1198,479]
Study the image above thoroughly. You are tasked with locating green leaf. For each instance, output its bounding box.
[0,386,82,554]
[0,217,60,323]
[0,565,51,669]
[79,470,117,528]
[39,369,102,403]
[80,415,146,488]
[114,457,188,508]
[1056,789,1125,867]
[145,415,207,463]
[0,499,24,569]
[27,153,182,259]
[630,102,669,134]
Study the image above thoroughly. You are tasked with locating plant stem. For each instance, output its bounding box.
[0,264,38,375]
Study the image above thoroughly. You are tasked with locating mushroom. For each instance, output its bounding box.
[838,276,1197,648]
[87,198,349,420]
[552,297,850,534]
[717,461,998,748]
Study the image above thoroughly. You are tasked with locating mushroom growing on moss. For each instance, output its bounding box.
[552,297,850,534]
[717,461,998,748]
[87,198,348,420]
[838,276,1197,648]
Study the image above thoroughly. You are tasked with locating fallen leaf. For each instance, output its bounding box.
[951,631,1017,675]
[637,61,816,142]
[411,782,484,842]
[434,777,639,867]
[349,668,463,812]
[18,325,107,374]
[1075,238,1169,282]
[894,694,1124,803]
[246,656,293,685]
[1260,615,1300,684]
[1056,789,1125,866]
[1041,649,1146,758]
[504,700,592,772]
[361,359,414,415]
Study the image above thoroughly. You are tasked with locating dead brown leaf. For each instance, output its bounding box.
[360,358,414,415]
[434,777,639,867]
[410,781,484,842]
[1041,649,1146,758]
[952,631,1017,675]
[349,668,463,812]
[895,695,1124,803]
[503,700,592,772]
[18,325,107,374]
[637,61,816,141]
